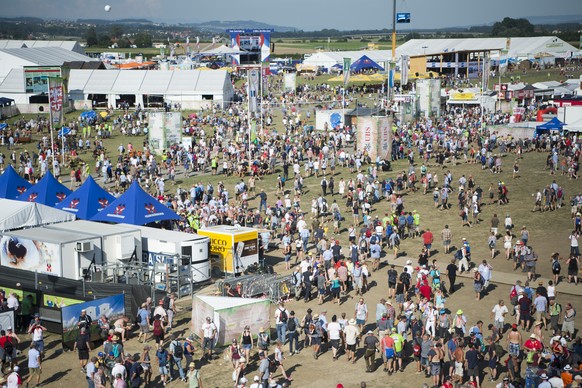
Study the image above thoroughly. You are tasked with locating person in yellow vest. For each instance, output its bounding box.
[413,211,421,238]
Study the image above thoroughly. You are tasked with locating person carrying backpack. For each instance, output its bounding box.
[286,311,300,355]
[275,302,289,345]
[169,335,186,382]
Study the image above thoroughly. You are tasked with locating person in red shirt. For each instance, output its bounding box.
[422,229,434,256]
[381,333,396,374]
[419,281,433,301]
[441,375,454,388]
[523,333,543,366]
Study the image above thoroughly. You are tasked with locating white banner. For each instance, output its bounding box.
[248,68,259,113]
[283,72,296,93]
[401,55,409,85]
[357,116,392,161]
[148,112,182,154]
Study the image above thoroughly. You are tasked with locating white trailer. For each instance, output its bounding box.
[46,220,142,263]
[0,227,103,280]
[138,226,211,283]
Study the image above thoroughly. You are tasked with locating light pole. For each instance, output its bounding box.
[391,0,397,59]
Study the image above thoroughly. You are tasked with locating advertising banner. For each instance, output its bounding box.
[61,294,125,344]
[24,66,61,94]
[401,55,409,85]
[248,68,259,113]
[43,294,84,308]
[482,55,491,91]
[357,116,393,161]
[148,112,182,154]
[0,236,62,276]
[228,29,272,67]
[0,286,37,304]
[48,78,64,125]
[343,58,351,85]
[283,72,296,93]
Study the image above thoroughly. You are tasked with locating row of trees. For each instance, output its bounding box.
[85,26,152,48]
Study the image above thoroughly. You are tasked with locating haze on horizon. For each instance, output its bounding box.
[1,0,580,30]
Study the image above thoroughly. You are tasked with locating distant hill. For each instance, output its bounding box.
[0,17,44,23]
[191,20,298,33]
[525,15,582,25]
[76,18,154,25]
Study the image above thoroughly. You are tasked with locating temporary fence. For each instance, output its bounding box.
[215,273,293,303]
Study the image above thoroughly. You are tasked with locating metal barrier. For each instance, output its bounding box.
[215,273,293,303]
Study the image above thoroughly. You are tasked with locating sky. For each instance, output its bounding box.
[2,0,580,30]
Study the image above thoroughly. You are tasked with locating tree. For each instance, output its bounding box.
[98,34,112,47]
[85,27,98,47]
[117,37,132,49]
[110,25,123,40]
[133,32,152,48]
[491,17,535,37]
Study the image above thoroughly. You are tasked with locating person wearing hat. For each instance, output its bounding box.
[140,344,153,385]
[201,316,217,361]
[562,365,574,386]
[523,333,542,365]
[363,330,380,373]
[453,310,467,337]
[136,303,151,344]
[344,318,360,363]
[497,376,516,388]
[249,375,261,388]
[537,372,551,388]
[155,344,170,386]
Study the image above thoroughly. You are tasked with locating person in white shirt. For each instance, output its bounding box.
[201,317,217,360]
[153,300,167,323]
[7,366,21,388]
[491,300,509,332]
[111,360,127,381]
[6,293,19,311]
[343,319,360,363]
[478,260,493,288]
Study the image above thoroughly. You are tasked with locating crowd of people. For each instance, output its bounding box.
[0,66,580,388]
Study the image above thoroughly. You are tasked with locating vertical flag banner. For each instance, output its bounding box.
[343,58,351,86]
[388,62,395,88]
[196,36,200,51]
[186,37,190,56]
[401,55,409,85]
[482,55,491,91]
[248,68,259,113]
[48,78,63,125]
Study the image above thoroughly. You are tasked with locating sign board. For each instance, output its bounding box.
[228,29,272,67]
[0,236,62,276]
[61,294,125,345]
[450,92,476,100]
[356,116,393,161]
[283,72,296,92]
[24,66,61,94]
[148,112,182,154]
[396,13,411,23]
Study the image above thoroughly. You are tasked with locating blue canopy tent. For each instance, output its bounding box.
[16,171,72,206]
[0,124,7,131]
[79,111,97,121]
[0,165,32,200]
[55,176,115,220]
[350,55,384,72]
[535,117,565,137]
[91,181,180,225]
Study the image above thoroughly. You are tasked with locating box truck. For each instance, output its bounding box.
[197,226,259,275]
[0,227,103,280]
[46,220,142,264]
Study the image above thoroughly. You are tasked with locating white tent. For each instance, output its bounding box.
[565,117,582,133]
[0,199,75,232]
[68,69,235,110]
[191,295,270,346]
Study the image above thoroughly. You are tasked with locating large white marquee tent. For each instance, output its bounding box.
[68,69,235,110]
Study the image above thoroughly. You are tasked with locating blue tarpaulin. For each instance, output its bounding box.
[16,171,72,206]
[58,127,71,137]
[55,175,115,220]
[91,181,180,225]
[350,55,384,72]
[0,165,32,200]
[80,111,97,121]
